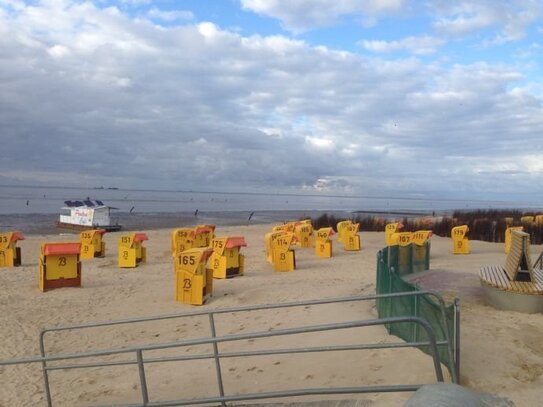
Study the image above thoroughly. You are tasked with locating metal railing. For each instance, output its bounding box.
[0,292,457,406]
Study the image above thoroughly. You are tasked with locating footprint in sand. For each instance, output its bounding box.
[247,366,257,371]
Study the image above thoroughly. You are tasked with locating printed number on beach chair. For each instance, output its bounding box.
[336,220,353,245]
[342,223,361,251]
[39,243,81,292]
[192,224,216,248]
[171,228,195,257]
[118,233,148,268]
[273,222,297,234]
[0,231,24,267]
[315,227,335,258]
[411,230,432,246]
[451,225,469,254]
[209,237,247,279]
[265,231,284,264]
[294,220,313,248]
[80,229,106,259]
[411,230,432,268]
[505,226,524,254]
[270,232,296,272]
[385,223,403,246]
[175,248,214,305]
[389,232,412,247]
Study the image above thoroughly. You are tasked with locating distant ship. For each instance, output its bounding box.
[56,199,122,231]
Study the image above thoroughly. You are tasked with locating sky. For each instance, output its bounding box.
[1,0,543,202]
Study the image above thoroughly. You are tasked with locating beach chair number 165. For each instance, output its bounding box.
[180,255,196,266]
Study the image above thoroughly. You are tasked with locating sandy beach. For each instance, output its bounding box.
[1,224,542,406]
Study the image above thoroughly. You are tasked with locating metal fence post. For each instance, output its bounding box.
[136,350,149,405]
[454,298,461,383]
[413,291,419,342]
[39,330,53,407]
[209,313,226,407]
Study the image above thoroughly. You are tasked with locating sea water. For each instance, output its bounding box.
[0,184,540,234]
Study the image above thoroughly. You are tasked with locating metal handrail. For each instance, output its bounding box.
[2,315,445,407]
[39,291,458,384]
[0,292,457,406]
[39,291,449,334]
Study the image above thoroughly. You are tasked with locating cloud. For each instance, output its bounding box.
[240,0,542,46]
[431,1,542,44]
[147,7,193,23]
[305,136,335,150]
[0,1,543,198]
[240,0,404,32]
[361,35,445,55]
